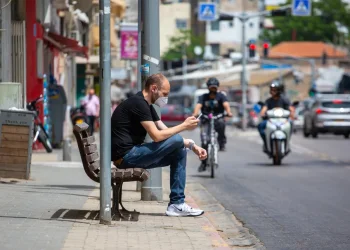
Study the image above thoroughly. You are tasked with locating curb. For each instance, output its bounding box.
[186,181,266,250]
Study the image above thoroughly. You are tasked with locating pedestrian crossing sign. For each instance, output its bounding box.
[198,2,217,21]
[292,0,311,16]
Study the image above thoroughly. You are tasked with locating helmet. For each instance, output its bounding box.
[206,77,220,89]
[279,83,285,94]
[270,81,281,95]
[270,80,280,89]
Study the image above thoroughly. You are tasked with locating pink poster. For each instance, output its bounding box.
[120,30,138,60]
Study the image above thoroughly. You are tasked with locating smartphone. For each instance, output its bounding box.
[196,113,203,119]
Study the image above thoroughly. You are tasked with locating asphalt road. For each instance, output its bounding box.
[182,127,350,250]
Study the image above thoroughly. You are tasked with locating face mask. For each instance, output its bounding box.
[209,90,217,96]
[155,96,168,107]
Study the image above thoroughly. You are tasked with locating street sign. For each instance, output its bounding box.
[292,0,311,16]
[198,2,217,21]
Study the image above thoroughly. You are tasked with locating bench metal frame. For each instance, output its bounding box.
[73,123,150,219]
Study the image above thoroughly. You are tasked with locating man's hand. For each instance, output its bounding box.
[227,112,233,117]
[192,145,207,160]
[182,116,199,131]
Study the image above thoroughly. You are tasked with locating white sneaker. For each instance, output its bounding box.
[165,203,204,217]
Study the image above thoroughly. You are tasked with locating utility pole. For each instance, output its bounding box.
[139,0,163,201]
[99,0,112,225]
[240,13,248,131]
[220,4,291,130]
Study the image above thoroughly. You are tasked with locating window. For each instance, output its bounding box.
[176,19,187,29]
[322,101,350,108]
[211,44,220,56]
[211,20,220,31]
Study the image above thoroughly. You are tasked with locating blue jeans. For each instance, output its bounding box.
[119,134,186,205]
[258,120,267,141]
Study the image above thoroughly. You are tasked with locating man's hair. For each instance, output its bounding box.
[144,73,166,90]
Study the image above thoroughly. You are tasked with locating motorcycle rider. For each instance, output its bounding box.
[258,81,294,152]
[193,77,233,172]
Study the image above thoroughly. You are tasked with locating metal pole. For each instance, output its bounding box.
[136,2,142,192]
[99,0,112,225]
[241,14,248,131]
[310,59,316,88]
[137,0,142,92]
[140,0,163,201]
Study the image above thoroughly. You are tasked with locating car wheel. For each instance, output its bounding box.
[311,124,318,138]
[344,133,349,139]
[303,123,310,138]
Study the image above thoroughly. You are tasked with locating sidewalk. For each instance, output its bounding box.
[0,140,264,250]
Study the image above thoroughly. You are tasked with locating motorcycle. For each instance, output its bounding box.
[26,95,53,153]
[70,105,87,125]
[263,107,292,165]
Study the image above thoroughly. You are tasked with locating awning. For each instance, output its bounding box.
[43,32,88,58]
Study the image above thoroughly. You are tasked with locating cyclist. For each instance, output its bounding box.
[193,77,233,172]
[258,81,294,152]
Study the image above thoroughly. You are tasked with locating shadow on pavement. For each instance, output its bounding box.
[51,208,140,222]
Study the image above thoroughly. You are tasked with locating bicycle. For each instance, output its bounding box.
[201,113,224,178]
[26,95,53,153]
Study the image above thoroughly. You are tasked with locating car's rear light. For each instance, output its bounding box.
[333,99,343,104]
[316,108,325,114]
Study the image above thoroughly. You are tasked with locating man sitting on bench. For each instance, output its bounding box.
[111,73,207,217]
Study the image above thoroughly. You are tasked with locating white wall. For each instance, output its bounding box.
[206,12,260,48]
[160,2,191,56]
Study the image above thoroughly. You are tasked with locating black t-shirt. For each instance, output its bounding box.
[265,96,291,110]
[111,91,160,160]
[198,92,228,115]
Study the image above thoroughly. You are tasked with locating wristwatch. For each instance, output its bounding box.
[188,139,195,150]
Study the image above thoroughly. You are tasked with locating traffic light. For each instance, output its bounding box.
[263,42,269,58]
[249,43,256,58]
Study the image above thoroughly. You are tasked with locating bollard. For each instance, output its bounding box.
[62,138,72,161]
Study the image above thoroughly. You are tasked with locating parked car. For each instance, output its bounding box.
[293,107,305,133]
[303,94,350,138]
[161,104,192,127]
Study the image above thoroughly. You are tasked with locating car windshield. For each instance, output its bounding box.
[321,101,350,108]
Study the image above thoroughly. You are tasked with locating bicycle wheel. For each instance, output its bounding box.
[38,125,53,153]
[208,144,215,178]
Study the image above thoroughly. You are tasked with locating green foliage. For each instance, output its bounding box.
[261,0,350,45]
[162,29,205,61]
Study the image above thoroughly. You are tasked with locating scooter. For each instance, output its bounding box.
[70,105,87,125]
[264,107,292,165]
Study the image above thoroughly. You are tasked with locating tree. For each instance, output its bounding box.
[162,29,205,61]
[261,0,350,45]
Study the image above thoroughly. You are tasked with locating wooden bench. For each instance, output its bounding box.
[73,123,150,219]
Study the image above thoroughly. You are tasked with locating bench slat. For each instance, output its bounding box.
[82,136,95,145]
[84,144,98,154]
[88,160,100,171]
[86,152,99,163]
[74,123,89,133]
